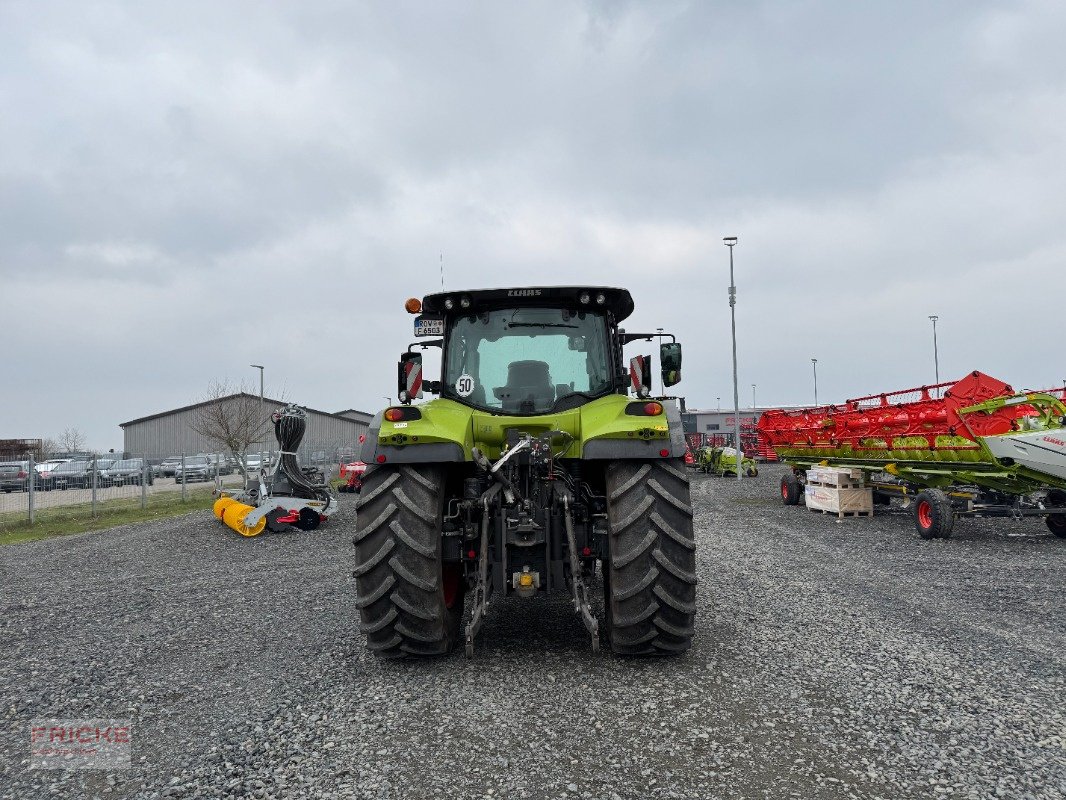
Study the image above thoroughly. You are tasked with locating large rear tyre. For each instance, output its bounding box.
[604,459,696,655]
[353,464,462,658]
[913,488,954,539]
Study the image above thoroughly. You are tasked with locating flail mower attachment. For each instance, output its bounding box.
[213,404,339,537]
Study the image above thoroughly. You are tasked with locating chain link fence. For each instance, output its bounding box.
[0,453,244,532]
[0,443,363,533]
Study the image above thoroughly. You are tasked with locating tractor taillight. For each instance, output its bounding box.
[625,401,664,416]
[384,407,422,422]
[659,449,669,457]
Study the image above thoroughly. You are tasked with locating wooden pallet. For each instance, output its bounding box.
[809,506,874,521]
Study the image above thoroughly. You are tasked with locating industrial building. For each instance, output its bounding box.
[120,394,373,465]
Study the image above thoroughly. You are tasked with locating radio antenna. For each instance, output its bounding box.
[440,252,445,290]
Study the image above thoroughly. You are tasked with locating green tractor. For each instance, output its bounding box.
[695,445,758,477]
[353,286,696,658]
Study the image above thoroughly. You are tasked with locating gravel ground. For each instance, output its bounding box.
[1,465,1063,799]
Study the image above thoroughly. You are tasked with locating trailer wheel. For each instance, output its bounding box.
[604,459,696,655]
[353,464,461,658]
[1045,514,1066,538]
[913,489,954,539]
[780,473,802,505]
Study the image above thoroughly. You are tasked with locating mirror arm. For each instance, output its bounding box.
[620,332,676,345]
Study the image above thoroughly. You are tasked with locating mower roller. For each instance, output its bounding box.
[214,404,339,536]
[353,286,696,658]
[758,371,1066,539]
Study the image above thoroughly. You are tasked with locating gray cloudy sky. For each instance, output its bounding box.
[3,1,1065,451]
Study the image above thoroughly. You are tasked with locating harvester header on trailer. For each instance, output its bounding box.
[759,371,1066,539]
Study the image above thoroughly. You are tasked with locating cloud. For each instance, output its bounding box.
[2,0,1065,449]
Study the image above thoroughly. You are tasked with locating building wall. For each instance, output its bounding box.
[683,409,761,436]
[122,398,368,463]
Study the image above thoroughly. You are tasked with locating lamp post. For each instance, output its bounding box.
[717,396,721,411]
[811,358,818,407]
[929,315,940,397]
[752,384,756,411]
[724,236,742,481]
[656,327,664,396]
[383,396,392,407]
[250,364,265,467]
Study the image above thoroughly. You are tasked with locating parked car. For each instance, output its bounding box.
[175,455,212,483]
[159,457,182,478]
[0,461,30,492]
[102,458,154,486]
[92,457,121,486]
[50,460,93,490]
[198,453,232,476]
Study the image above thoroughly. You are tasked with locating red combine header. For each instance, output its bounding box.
[758,371,1066,539]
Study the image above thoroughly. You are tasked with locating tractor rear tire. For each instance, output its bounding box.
[913,488,954,539]
[353,464,461,658]
[604,459,696,655]
[781,473,802,505]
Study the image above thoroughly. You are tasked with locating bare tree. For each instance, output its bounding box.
[58,427,87,454]
[190,380,278,480]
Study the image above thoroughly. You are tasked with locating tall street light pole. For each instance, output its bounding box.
[656,327,664,396]
[811,358,819,407]
[929,315,940,397]
[250,364,264,464]
[724,236,742,481]
[752,384,756,411]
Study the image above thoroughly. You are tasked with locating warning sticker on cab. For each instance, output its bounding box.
[414,317,444,337]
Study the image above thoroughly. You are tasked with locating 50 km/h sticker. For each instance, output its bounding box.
[455,374,475,397]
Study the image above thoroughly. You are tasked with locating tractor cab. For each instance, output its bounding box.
[396,286,683,411]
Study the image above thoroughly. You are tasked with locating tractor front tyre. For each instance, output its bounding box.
[604,459,696,655]
[913,488,954,540]
[781,473,802,505]
[353,464,461,658]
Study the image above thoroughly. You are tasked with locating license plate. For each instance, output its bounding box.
[414,317,444,337]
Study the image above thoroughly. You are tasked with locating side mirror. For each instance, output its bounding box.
[629,355,652,398]
[397,352,423,404]
[661,342,682,387]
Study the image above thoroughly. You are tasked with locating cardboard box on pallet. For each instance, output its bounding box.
[804,484,873,516]
[806,466,865,488]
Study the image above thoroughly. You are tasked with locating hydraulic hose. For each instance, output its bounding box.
[272,405,331,504]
